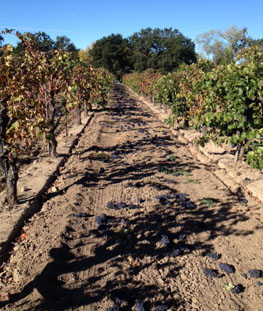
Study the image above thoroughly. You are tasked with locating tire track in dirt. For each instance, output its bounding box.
[0,84,263,311]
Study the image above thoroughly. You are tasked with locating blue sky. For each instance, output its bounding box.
[1,0,262,50]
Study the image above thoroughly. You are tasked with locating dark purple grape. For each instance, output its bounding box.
[204,268,221,278]
[160,235,170,247]
[240,198,248,205]
[107,202,117,209]
[185,201,196,209]
[167,248,181,257]
[98,224,107,231]
[137,197,145,204]
[207,252,221,260]
[178,234,186,241]
[114,297,128,307]
[231,284,244,294]
[248,269,262,278]
[174,193,189,203]
[75,212,89,218]
[107,202,125,210]
[133,302,145,311]
[219,263,235,274]
[155,195,168,205]
[154,305,168,311]
[111,155,121,160]
[106,307,119,311]
[128,204,140,209]
[115,202,126,209]
[95,214,107,225]
[120,218,129,227]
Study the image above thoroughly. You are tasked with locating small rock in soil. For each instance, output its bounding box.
[231,284,245,294]
[51,186,58,192]
[248,269,262,278]
[219,263,235,274]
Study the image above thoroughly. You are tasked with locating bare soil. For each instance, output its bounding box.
[0,84,263,311]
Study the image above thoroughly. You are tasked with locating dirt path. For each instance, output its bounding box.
[0,84,263,311]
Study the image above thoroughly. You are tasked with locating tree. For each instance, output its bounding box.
[13,31,55,56]
[55,35,78,53]
[129,27,197,73]
[89,34,133,79]
[0,35,3,47]
[196,26,250,65]
[78,44,94,64]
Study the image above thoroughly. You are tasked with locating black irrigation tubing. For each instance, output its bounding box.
[0,112,95,267]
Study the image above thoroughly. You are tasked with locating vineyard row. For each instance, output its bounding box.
[123,46,263,171]
[0,31,114,204]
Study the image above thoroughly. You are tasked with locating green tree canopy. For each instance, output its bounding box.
[129,27,197,73]
[196,26,251,64]
[89,34,133,79]
[89,28,197,76]
[0,34,4,46]
[55,35,78,52]
[13,32,78,57]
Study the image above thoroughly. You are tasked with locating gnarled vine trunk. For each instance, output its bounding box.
[76,106,82,125]
[6,159,18,205]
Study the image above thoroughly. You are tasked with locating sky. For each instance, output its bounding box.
[1,0,263,50]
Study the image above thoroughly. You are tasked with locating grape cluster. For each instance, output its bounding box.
[107,201,126,210]
[133,302,145,311]
[75,212,89,218]
[95,213,107,226]
[155,195,169,205]
[219,263,235,274]
[231,284,244,294]
[248,269,262,278]
[160,235,170,247]
[167,248,181,258]
[154,305,168,311]
[207,252,221,261]
[203,268,221,278]
[174,193,196,209]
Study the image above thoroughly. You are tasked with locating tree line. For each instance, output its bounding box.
[88,26,263,79]
[1,26,262,79]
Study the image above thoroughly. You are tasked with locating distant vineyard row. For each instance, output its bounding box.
[0,30,114,204]
[123,46,263,170]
